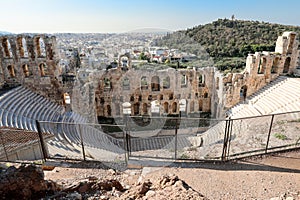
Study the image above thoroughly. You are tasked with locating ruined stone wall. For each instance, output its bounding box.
[71,64,216,123]
[71,69,97,123]
[222,32,300,110]
[71,31,300,123]
[92,66,214,119]
[0,35,64,104]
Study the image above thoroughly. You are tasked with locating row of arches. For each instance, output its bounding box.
[99,99,207,117]
[257,56,290,75]
[1,37,47,59]
[6,63,47,78]
[120,74,206,92]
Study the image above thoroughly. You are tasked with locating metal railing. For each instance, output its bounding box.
[1,111,300,166]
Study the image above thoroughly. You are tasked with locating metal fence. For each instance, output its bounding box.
[1,111,300,166]
[37,121,126,167]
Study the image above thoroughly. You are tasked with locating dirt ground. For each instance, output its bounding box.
[44,150,300,200]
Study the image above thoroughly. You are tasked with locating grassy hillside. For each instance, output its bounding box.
[155,18,300,72]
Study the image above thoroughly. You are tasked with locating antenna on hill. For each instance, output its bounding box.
[231,14,235,21]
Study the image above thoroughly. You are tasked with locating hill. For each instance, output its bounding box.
[0,31,11,35]
[155,18,300,72]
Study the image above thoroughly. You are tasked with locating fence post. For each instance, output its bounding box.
[265,115,275,154]
[36,120,48,162]
[78,124,86,161]
[226,119,233,160]
[222,118,231,161]
[124,115,130,161]
[174,116,178,160]
[122,126,128,164]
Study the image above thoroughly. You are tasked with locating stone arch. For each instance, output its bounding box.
[283,57,291,73]
[2,38,13,58]
[258,57,267,74]
[22,64,29,77]
[130,95,134,102]
[115,103,120,116]
[106,105,112,116]
[199,99,203,111]
[119,53,131,70]
[141,76,148,90]
[122,77,130,90]
[163,102,169,114]
[163,76,170,89]
[240,85,247,101]
[36,37,46,57]
[271,57,280,74]
[287,33,296,54]
[39,63,46,76]
[142,103,148,115]
[17,37,29,58]
[103,77,112,90]
[133,102,140,115]
[172,102,177,113]
[190,101,194,112]
[7,65,15,78]
[198,74,205,87]
[151,76,160,91]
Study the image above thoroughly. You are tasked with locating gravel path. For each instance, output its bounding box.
[44,150,300,199]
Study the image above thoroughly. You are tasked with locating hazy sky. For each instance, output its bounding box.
[1,0,300,33]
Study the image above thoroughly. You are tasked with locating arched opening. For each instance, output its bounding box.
[199,99,203,111]
[100,97,105,104]
[22,64,29,77]
[163,102,169,114]
[2,38,13,58]
[7,65,15,78]
[17,37,29,58]
[240,85,247,101]
[104,77,112,90]
[287,33,296,54]
[198,74,205,87]
[133,103,140,115]
[36,37,46,57]
[204,92,208,98]
[141,76,148,90]
[151,76,160,91]
[115,103,120,116]
[283,57,291,73]
[130,95,134,102]
[181,74,187,87]
[39,63,46,76]
[122,77,130,90]
[163,76,170,89]
[119,54,131,70]
[190,101,194,112]
[172,102,177,113]
[106,105,112,116]
[271,57,280,74]
[142,103,148,115]
[258,57,267,74]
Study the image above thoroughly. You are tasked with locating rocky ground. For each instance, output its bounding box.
[0,150,299,199]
